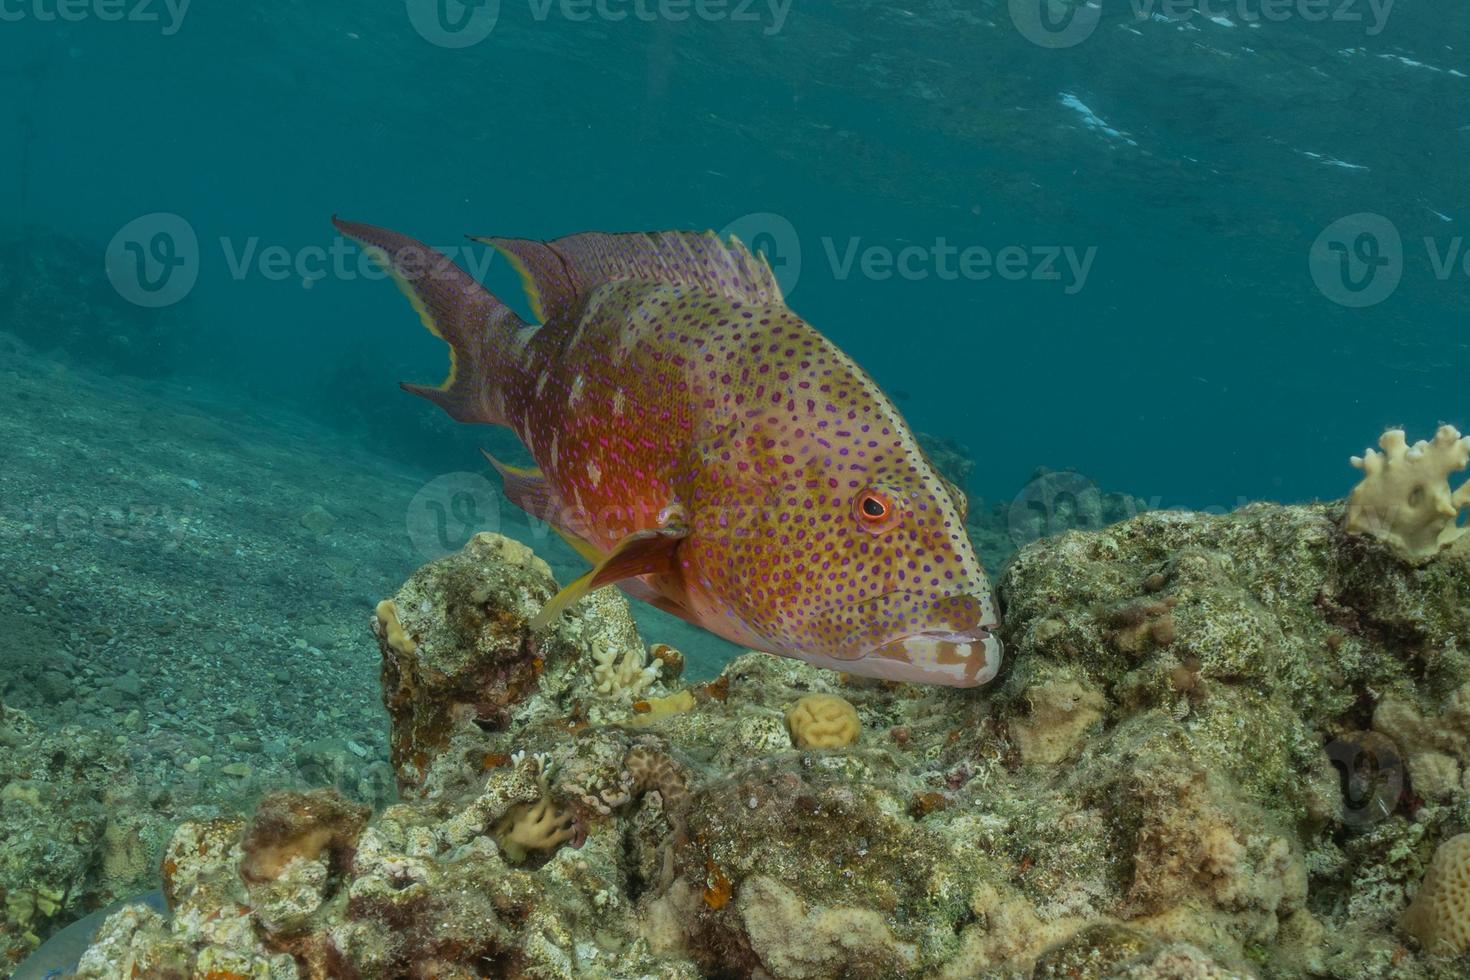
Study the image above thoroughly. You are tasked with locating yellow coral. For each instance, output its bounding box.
[1402,833,1470,954]
[375,599,417,655]
[492,782,576,863]
[1345,425,1470,558]
[786,694,860,749]
[630,690,696,725]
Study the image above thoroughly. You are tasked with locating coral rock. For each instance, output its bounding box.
[738,875,919,978]
[372,531,650,791]
[1010,678,1106,765]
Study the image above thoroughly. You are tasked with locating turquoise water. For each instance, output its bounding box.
[2,2,1469,971]
[4,1,1465,510]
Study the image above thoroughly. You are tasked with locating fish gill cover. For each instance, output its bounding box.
[1,0,1469,977]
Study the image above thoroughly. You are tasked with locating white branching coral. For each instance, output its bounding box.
[1345,425,1470,558]
[591,645,660,697]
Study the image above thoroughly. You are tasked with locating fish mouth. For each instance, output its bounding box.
[859,622,1003,688]
[828,590,1003,688]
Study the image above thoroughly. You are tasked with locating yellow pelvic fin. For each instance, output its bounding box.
[532,523,689,631]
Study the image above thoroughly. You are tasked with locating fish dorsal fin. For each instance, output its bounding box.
[531,522,689,631]
[475,230,782,323]
[470,237,574,324]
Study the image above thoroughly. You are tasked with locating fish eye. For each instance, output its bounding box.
[853,488,899,533]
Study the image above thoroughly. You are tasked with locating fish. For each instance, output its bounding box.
[333,218,1002,686]
[12,891,168,980]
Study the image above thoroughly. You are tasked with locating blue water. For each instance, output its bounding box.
[3,2,1470,966]
[4,1,1465,513]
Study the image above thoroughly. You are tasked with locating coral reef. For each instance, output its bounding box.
[492,757,579,862]
[70,511,1470,977]
[1346,426,1470,558]
[0,699,163,968]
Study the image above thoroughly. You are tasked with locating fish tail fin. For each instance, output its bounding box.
[333,216,525,426]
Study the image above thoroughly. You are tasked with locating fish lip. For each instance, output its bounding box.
[840,621,999,654]
[856,621,1005,687]
[809,589,1003,686]
[910,623,998,645]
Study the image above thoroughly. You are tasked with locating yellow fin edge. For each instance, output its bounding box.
[361,243,458,391]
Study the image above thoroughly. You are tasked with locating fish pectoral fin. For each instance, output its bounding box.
[616,576,695,623]
[531,524,689,630]
[553,525,604,564]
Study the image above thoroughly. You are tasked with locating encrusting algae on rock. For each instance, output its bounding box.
[62,419,1470,979]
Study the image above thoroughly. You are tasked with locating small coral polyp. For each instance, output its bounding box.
[1345,424,1470,558]
[785,693,861,748]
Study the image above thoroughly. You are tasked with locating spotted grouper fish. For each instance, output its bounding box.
[334,218,1002,686]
